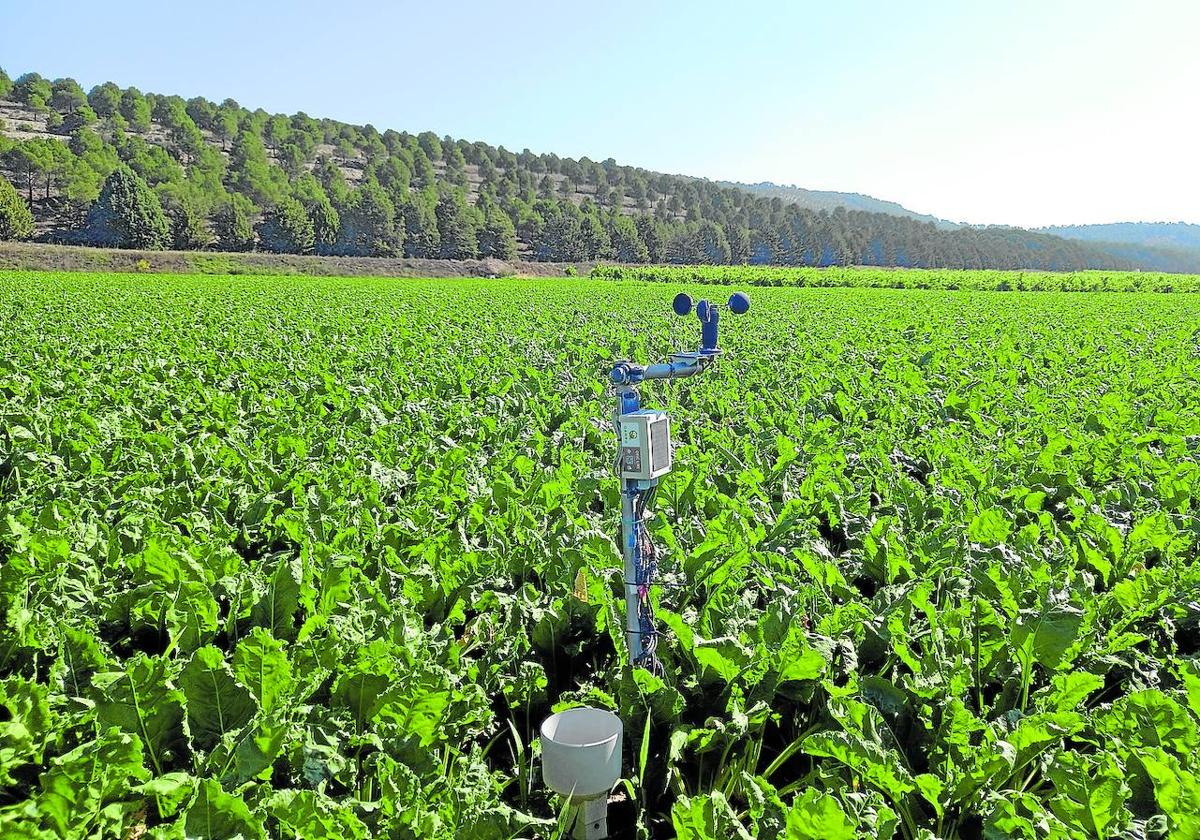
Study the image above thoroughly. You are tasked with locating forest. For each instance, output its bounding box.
[2,68,1196,272]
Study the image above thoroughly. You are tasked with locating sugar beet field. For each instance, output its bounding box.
[1,271,1199,840]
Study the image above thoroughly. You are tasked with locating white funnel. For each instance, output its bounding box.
[540,707,622,839]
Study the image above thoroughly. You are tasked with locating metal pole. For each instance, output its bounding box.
[615,383,644,665]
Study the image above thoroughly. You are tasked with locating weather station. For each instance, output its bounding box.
[539,290,750,839]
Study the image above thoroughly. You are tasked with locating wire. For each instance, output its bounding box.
[628,484,664,676]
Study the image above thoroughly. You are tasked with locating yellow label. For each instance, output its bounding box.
[573,568,589,603]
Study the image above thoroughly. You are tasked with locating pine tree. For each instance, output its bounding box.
[164,196,213,250]
[608,214,649,263]
[477,205,517,260]
[87,82,122,117]
[83,166,170,249]
[212,199,255,252]
[435,190,479,260]
[401,191,440,258]
[724,223,750,264]
[119,87,151,132]
[0,175,35,241]
[533,208,585,262]
[13,73,52,109]
[307,196,340,256]
[634,216,663,262]
[256,197,314,253]
[334,181,398,257]
[579,212,612,259]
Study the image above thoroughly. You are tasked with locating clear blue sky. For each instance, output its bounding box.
[3,0,1197,227]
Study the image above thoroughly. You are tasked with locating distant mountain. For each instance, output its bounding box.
[1040,222,1200,250]
[1039,223,1200,274]
[719,181,960,230]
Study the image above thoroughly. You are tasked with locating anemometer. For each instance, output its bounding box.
[539,289,749,840]
[609,290,751,671]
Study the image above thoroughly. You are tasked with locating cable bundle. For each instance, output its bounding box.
[629,484,664,676]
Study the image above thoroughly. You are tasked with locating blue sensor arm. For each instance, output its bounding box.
[609,291,749,385]
[611,354,704,385]
[645,356,705,380]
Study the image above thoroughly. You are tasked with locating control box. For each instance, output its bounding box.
[619,410,671,480]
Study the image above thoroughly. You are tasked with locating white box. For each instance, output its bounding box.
[619,410,671,480]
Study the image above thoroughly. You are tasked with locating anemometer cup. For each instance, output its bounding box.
[670,291,750,319]
[728,292,750,314]
[666,289,752,357]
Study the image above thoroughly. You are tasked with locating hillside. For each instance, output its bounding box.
[717,180,960,229]
[1,67,1197,272]
[1041,221,1200,250]
[1038,223,1200,274]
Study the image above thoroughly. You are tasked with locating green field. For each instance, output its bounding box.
[1,271,1198,839]
[593,263,1200,293]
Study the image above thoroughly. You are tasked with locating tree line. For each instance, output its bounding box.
[0,68,1158,271]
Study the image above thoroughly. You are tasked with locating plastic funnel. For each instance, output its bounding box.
[540,707,622,801]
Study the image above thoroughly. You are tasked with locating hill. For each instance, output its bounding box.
[0,67,1197,272]
[1039,223,1200,274]
[717,180,960,229]
[1041,221,1200,250]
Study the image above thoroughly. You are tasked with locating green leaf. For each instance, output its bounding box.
[167,581,220,654]
[231,627,293,715]
[776,626,827,683]
[1047,753,1128,837]
[638,709,652,783]
[1007,712,1084,773]
[1013,604,1083,670]
[376,673,451,748]
[1129,748,1200,833]
[134,772,195,819]
[131,538,210,586]
[1097,690,1198,758]
[1181,660,1200,720]
[265,789,370,839]
[297,559,352,642]
[741,773,789,838]
[629,667,685,722]
[184,778,266,840]
[1037,671,1105,712]
[983,792,1058,840]
[786,789,856,839]
[969,508,1011,545]
[34,727,149,837]
[180,646,257,752]
[221,718,288,784]
[773,435,798,471]
[56,626,110,699]
[672,791,754,840]
[802,730,915,798]
[92,654,186,777]
[250,556,302,641]
[914,774,945,820]
[332,670,391,731]
[691,637,751,685]
[0,676,52,785]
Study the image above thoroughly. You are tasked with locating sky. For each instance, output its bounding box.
[3,0,1197,227]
